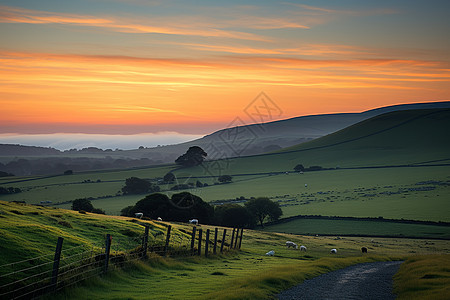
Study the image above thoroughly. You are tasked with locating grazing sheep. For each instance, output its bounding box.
[361,247,368,253]
[286,241,298,249]
[135,212,143,219]
[330,248,337,254]
[157,217,162,221]
[266,250,275,256]
[300,245,307,252]
[189,219,198,225]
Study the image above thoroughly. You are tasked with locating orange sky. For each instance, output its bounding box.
[0,1,449,134]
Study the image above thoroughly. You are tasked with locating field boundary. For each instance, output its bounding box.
[263,215,450,240]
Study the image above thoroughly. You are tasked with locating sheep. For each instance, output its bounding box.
[286,241,298,249]
[266,250,275,256]
[157,217,162,221]
[189,219,198,225]
[135,212,143,219]
[361,247,368,253]
[300,245,307,252]
[330,248,337,254]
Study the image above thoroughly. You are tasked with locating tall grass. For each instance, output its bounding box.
[394,254,450,300]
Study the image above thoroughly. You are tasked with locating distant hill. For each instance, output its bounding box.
[0,144,60,156]
[192,108,450,175]
[127,100,450,161]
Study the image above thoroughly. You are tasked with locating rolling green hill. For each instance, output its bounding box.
[181,108,450,176]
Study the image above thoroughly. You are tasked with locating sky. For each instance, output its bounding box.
[0,0,449,149]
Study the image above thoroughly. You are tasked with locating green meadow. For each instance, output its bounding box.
[1,201,449,299]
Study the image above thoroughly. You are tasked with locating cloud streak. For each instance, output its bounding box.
[0,5,269,41]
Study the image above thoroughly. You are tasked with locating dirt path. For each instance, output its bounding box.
[277,261,403,300]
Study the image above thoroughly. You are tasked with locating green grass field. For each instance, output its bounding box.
[263,218,450,239]
[1,201,448,299]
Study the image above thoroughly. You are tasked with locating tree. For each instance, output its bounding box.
[294,164,305,172]
[175,146,207,167]
[244,197,282,227]
[214,204,255,228]
[163,172,176,183]
[122,177,159,195]
[122,192,214,224]
[130,193,171,219]
[169,192,214,224]
[218,175,232,183]
[72,198,94,212]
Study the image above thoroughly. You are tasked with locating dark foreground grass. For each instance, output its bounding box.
[394,254,450,300]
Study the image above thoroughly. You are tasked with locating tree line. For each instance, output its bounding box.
[119,192,282,228]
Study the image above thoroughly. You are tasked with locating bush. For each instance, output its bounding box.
[218,175,232,183]
[122,177,158,195]
[91,208,106,215]
[72,198,94,212]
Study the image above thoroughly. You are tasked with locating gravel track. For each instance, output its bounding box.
[277,261,403,300]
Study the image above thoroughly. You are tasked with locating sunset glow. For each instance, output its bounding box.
[0,0,449,136]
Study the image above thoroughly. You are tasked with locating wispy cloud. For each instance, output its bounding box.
[289,3,398,16]
[0,5,268,41]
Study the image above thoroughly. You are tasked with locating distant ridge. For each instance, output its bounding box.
[199,107,450,174]
[148,100,450,160]
[0,101,449,176]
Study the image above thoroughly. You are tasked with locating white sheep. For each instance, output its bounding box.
[330,248,337,254]
[189,219,198,225]
[286,241,298,249]
[266,250,275,256]
[135,212,143,219]
[157,217,162,221]
[300,245,307,252]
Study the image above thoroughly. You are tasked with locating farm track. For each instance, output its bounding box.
[277,261,403,300]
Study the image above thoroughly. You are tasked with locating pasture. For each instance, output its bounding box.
[263,218,450,239]
[1,199,449,299]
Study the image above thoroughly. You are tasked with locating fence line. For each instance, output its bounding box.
[0,225,244,299]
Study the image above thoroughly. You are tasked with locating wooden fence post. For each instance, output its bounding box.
[230,228,235,249]
[197,229,202,256]
[164,225,172,257]
[238,228,244,249]
[143,226,149,258]
[234,228,240,249]
[190,226,196,255]
[205,229,210,257]
[220,229,227,253]
[51,237,64,289]
[213,228,218,254]
[104,234,112,274]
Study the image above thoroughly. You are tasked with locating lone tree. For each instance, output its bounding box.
[294,164,305,172]
[175,146,207,167]
[72,198,94,212]
[163,172,176,183]
[244,197,282,227]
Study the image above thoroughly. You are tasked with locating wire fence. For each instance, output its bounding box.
[0,225,244,300]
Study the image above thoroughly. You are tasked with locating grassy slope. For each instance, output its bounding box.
[1,201,449,299]
[394,254,450,300]
[179,108,450,176]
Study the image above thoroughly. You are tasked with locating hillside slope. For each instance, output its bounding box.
[130,101,450,160]
[186,108,450,175]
